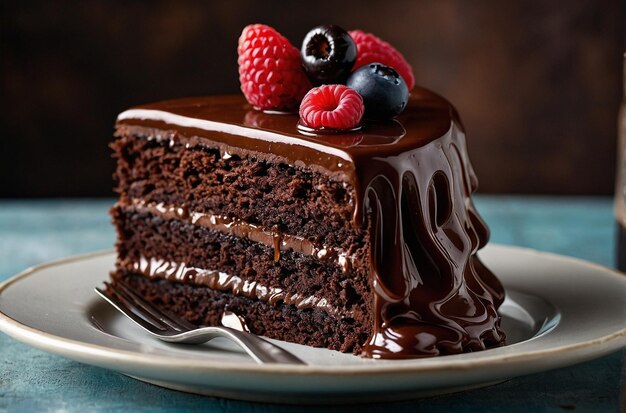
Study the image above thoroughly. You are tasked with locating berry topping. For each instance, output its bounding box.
[301,25,357,86]
[346,63,409,119]
[349,30,415,90]
[237,24,311,111]
[299,84,364,130]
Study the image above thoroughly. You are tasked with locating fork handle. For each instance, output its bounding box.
[223,328,306,364]
[175,327,306,365]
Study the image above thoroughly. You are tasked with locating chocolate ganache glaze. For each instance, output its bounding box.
[116,87,506,358]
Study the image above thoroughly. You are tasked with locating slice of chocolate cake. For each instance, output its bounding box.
[110,88,506,358]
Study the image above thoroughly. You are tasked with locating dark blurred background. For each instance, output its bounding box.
[1,1,624,197]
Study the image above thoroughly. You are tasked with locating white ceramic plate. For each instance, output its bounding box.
[0,245,625,404]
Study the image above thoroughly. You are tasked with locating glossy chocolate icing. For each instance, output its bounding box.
[116,87,506,358]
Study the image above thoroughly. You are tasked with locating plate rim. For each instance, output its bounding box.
[1,244,625,377]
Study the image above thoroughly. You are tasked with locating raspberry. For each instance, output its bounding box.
[349,30,415,90]
[299,85,364,130]
[237,24,311,111]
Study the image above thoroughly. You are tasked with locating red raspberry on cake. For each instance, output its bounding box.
[237,24,312,111]
[349,30,415,90]
[299,84,364,130]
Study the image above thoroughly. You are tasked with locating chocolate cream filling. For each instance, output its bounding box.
[121,255,342,316]
[124,199,354,272]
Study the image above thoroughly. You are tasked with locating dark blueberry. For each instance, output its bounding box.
[301,25,357,85]
[346,63,409,119]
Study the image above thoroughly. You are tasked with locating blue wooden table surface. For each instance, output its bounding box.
[0,196,624,412]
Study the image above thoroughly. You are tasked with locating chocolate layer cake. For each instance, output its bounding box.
[110,87,505,358]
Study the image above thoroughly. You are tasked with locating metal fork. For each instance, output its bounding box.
[95,280,305,365]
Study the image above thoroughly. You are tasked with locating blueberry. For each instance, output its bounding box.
[346,63,409,119]
[301,25,357,85]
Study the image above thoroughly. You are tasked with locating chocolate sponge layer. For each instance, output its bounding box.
[111,129,362,249]
[112,271,370,354]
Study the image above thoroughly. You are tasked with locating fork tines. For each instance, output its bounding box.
[96,280,196,335]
